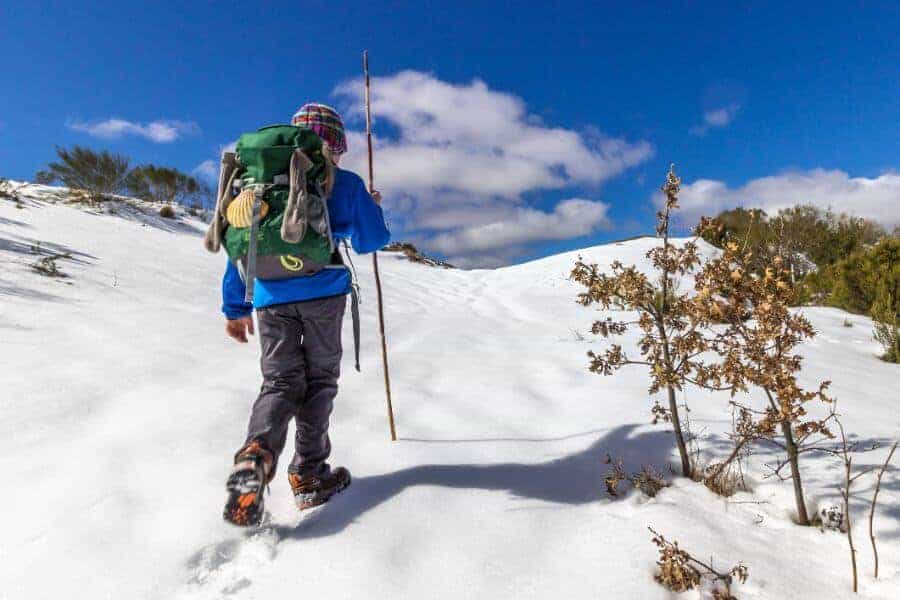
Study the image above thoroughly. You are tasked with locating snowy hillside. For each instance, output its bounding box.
[2,186,899,600]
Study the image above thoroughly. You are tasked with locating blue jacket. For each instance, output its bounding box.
[222,167,390,319]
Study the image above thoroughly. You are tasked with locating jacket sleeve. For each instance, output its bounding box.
[222,261,253,319]
[350,177,391,254]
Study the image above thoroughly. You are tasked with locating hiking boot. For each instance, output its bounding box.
[223,441,275,526]
[287,467,351,511]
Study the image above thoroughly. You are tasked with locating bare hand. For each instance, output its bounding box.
[371,189,382,205]
[226,316,255,343]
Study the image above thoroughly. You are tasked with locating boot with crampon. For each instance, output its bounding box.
[288,467,351,511]
[223,441,274,526]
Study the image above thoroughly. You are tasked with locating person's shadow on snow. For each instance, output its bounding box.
[274,423,677,541]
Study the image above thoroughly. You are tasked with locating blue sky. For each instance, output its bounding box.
[2,1,898,266]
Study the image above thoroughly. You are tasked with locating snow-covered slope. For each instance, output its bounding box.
[2,188,898,600]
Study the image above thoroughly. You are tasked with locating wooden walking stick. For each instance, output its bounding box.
[364,50,397,441]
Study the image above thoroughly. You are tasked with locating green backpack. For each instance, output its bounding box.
[203,125,338,302]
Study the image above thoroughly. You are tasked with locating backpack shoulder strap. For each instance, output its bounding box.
[204,151,242,253]
[340,240,362,372]
[321,145,335,199]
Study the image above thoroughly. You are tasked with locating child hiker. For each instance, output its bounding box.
[218,103,390,526]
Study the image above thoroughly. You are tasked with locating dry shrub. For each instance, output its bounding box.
[632,465,669,498]
[159,204,176,219]
[693,227,835,525]
[699,405,754,497]
[652,531,701,592]
[604,454,627,497]
[700,462,747,497]
[604,455,670,498]
[31,253,71,278]
[68,188,107,205]
[573,166,722,478]
[1,180,27,209]
[650,527,749,598]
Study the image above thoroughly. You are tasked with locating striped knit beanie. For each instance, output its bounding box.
[291,103,348,155]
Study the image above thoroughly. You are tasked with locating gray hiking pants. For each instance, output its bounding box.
[243,295,346,477]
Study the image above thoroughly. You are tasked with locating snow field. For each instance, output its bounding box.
[2,190,898,599]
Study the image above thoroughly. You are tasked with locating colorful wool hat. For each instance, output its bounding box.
[291,103,348,155]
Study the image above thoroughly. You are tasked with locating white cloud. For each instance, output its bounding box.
[689,104,740,136]
[193,141,239,186]
[332,71,652,266]
[445,252,518,270]
[430,198,611,256]
[67,118,198,143]
[192,159,217,183]
[655,169,900,225]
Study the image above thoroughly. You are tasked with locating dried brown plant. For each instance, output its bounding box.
[604,454,670,498]
[649,527,748,598]
[692,223,834,525]
[631,464,669,498]
[572,166,723,477]
[603,454,627,497]
[31,253,72,278]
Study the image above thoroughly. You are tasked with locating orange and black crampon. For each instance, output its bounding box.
[223,441,274,527]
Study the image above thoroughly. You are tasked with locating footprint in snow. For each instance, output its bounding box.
[179,506,329,598]
[181,525,279,598]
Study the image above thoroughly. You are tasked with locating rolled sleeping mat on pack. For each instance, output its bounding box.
[204,152,241,253]
[281,148,313,244]
[281,145,336,244]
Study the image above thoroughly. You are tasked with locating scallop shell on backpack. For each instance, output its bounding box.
[226,188,269,228]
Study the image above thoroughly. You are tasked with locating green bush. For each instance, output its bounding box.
[825,239,898,313]
[34,170,55,185]
[872,285,899,362]
[796,268,834,305]
[38,146,131,199]
[808,238,899,361]
[126,165,205,206]
[829,252,872,314]
[701,205,884,272]
[701,205,889,308]
[867,240,900,362]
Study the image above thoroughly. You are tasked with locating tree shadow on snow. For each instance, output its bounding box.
[0,215,33,228]
[99,202,205,236]
[847,459,900,541]
[0,235,95,302]
[274,424,673,541]
[0,280,69,303]
[0,234,96,262]
[749,436,900,540]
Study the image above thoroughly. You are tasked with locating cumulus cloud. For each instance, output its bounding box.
[193,141,239,185]
[656,169,900,225]
[192,159,217,183]
[67,118,198,143]
[430,198,611,256]
[689,104,740,136]
[332,71,651,266]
